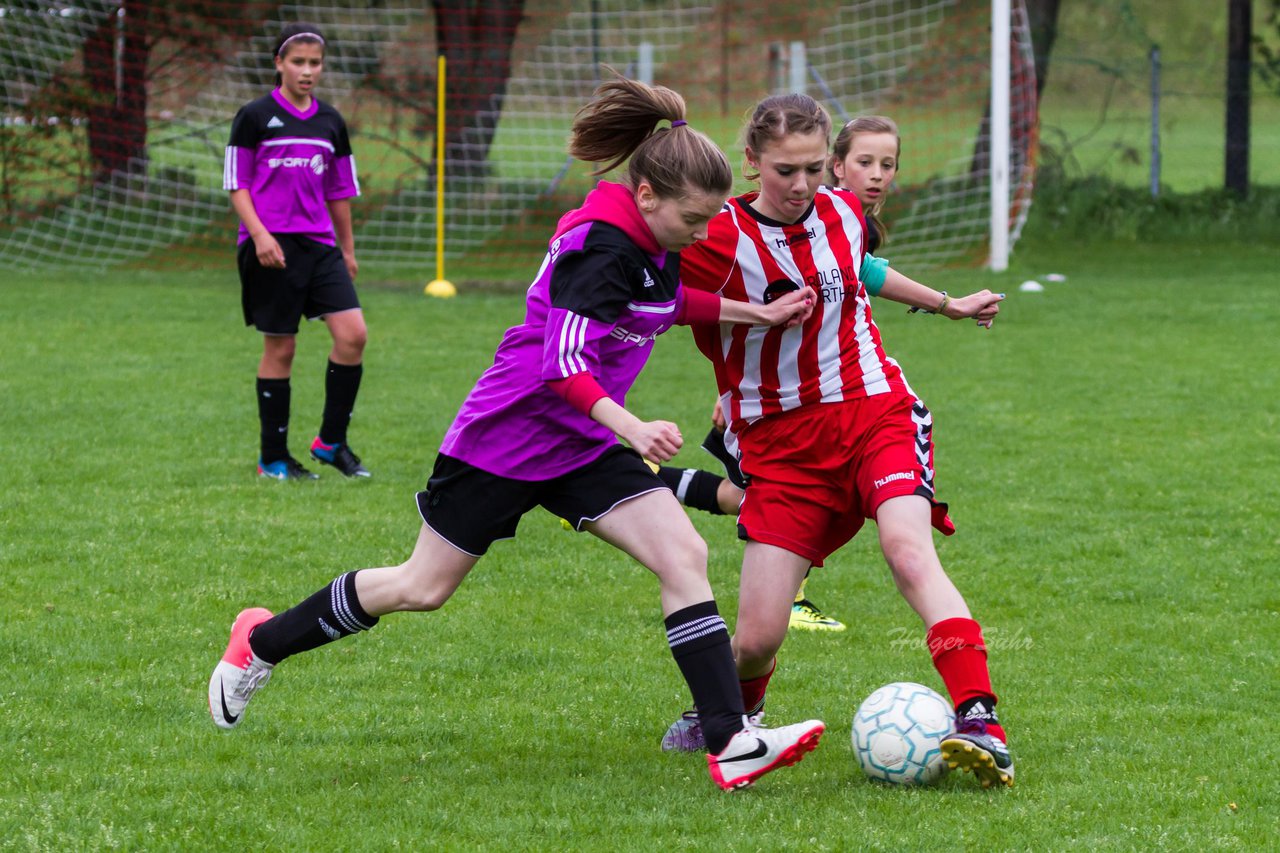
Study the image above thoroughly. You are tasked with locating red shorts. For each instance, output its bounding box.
[736,393,954,566]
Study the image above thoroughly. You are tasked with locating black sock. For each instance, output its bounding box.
[257,377,291,463]
[665,601,743,754]
[957,696,1001,726]
[320,360,363,446]
[248,571,379,665]
[656,467,726,515]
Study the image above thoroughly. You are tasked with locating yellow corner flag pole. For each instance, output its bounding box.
[425,54,457,298]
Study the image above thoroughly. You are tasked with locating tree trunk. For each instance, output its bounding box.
[1225,0,1251,195]
[1025,0,1062,100]
[969,0,1059,179]
[84,1,151,183]
[432,0,526,180]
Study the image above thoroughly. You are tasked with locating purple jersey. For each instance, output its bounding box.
[440,219,686,480]
[223,89,360,246]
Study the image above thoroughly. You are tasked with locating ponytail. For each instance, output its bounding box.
[570,70,731,200]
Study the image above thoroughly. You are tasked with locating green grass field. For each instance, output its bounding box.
[3,234,1279,849]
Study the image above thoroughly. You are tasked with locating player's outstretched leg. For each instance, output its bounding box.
[941,718,1015,788]
[706,717,825,791]
[208,607,276,729]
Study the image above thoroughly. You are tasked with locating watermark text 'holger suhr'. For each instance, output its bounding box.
[887,625,1033,653]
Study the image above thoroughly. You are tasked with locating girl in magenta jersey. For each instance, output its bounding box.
[667,93,1016,788]
[208,73,827,791]
[224,23,369,480]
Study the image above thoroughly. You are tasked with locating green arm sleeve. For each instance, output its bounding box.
[860,253,889,295]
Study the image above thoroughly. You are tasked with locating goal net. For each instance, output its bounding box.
[0,0,1036,277]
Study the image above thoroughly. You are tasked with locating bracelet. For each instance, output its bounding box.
[908,291,949,315]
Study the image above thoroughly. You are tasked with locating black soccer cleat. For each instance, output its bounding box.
[310,437,371,477]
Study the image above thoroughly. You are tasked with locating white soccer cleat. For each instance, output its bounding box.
[706,717,825,791]
[208,607,275,730]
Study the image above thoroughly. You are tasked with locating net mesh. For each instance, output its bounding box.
[0,0,1036,277]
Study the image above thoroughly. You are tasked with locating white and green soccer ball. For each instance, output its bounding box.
[851,681,956,785]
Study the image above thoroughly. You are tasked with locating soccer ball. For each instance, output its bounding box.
[851,681,956,785]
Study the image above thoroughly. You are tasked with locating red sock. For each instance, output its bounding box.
[927,617,1006,741]
[739,659,776,716]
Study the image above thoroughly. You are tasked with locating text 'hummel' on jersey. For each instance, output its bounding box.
[774,227,816,249]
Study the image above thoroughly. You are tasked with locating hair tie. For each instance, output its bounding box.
[670,119,687,128]
[277,32,326,55]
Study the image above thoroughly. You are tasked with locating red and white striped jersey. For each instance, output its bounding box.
[681,186,908,439]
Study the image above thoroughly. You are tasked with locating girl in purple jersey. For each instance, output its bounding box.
[207,73,827,791]
[224,23,370,480]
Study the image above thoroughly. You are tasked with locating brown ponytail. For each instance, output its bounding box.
[569,70,731,200]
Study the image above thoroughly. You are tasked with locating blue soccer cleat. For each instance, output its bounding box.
[258,456,318,480]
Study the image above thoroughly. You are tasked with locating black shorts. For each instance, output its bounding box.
[415,446,667,556]
[238,234,360,334]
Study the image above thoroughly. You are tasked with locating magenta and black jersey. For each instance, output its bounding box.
[223,89,360,246]
[440,183,694,481]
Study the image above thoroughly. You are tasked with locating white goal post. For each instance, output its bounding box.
[990,0,1012,272]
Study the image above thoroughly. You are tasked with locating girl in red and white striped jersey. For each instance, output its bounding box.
[656,116,994,638]
[675,93,1015,788]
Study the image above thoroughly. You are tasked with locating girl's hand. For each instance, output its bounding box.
[762,285,818,328]
[944,290,1004,329]
[254,233,286,269]
[622,419,684,464]
[343,252,359,280]
[710,398,726,432]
